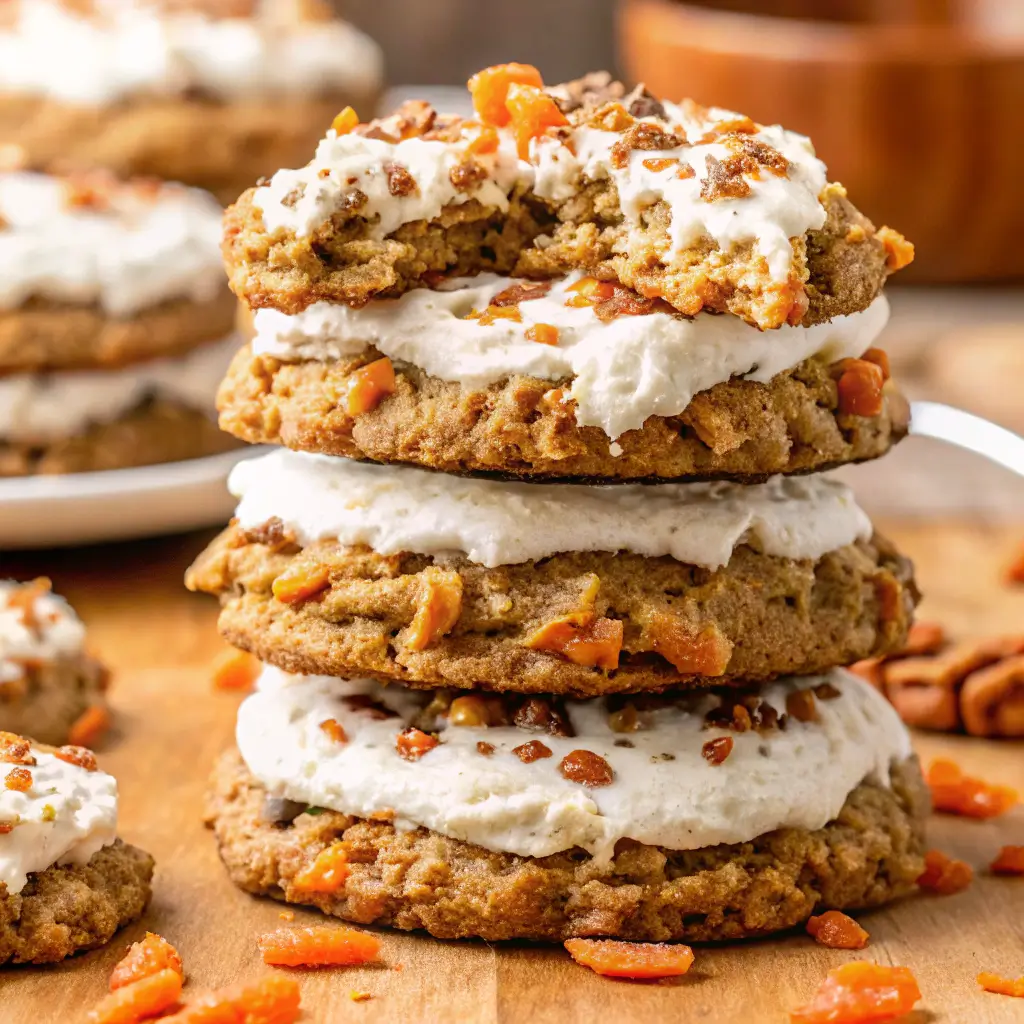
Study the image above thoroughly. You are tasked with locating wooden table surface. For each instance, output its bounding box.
[3,519,1023,1023]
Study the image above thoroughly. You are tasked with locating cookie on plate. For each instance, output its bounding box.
[0,733,153,964]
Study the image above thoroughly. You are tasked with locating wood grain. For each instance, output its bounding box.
[2,520,1023,1022]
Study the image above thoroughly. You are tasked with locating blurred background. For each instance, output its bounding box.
[343,0,1024,516]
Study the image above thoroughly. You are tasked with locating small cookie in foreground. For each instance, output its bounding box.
[222,272,908,482]
[186,452,917,696]
[0,733,152,964]
[0,0,383,204]
[0,579,108,746]
[205,668,927,942]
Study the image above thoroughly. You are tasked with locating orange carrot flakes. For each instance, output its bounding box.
[331,106,359,135]
[110,932,183,991]
[978,972,1024,998]
[210,648,260,692]
[293,842,350,894]
[158,975,301,1023]
[505,83,568,160]
[926,758,1018,818]
[917,849,973,895]
[346,356,396,416]
[991,845,1024,875]
[88,967,183,1023]
[467,63,544,127]
[790,961,921,1024]
[395,726,438,761]
[257,925,381,968]
[805,911,869,950]
[563,938,694,979]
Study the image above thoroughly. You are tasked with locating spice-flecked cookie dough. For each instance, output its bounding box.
[186,455,917,696]
[0,735,153,964]
[223,69,912,327]
[0,580,108,746]
[205,668,927,942]
[0,0,383,205]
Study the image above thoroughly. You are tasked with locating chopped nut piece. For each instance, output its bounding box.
[513,697,574,736]
[294,843,350,893]
[835,358,885,417]
[331,106,359,135]
[701,736,733,765]
[700,154,751,201]
[513,739,551,763]
[610,122,684,169]
[646,614,732,676]
[272,562,331,604]
[917,848,973,895]
[468,63,544,127]
[54,745,97,772]
[448,695,490,727]
[926,758,1018,818]
[346,357,396,416]
[476,741,496,756]
[258,925,380,968]
[990,845,1024,875]
[785,688,819,723]
[0,732,35,766]
[608,703,639,733]
[790,962,921,1024]
[384,162,418,197]
[4,767,31,792]
[405,569,462,651]
[344,694,397,719]
[320,718,348,744]
[490,281,552,306]
[395,727,438,761]
[564,938,694,979]
[813,682,841,701]
[806,911,869,950]
[525,613,623,670]
[559,749,613,787]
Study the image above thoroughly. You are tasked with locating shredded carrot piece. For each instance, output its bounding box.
[917,849,973,895]
[110,933,183,991]
[563,938,694,979]
[88,968,183,1023]
[331,106,359,135]
[467,63,544,126]
[926,758,1018,818]
[68,704,111,747]
[210,648,261,692]
[789,962,921,1024]
[525,323,560,346]
[346,357,396,416]
[978,973,1024,998]
[293,843,350,894]
[505,83,568,159]
[157,975,301,1023]
[990,845,1024,875]
[806,911,870,950]
[257,926,381,968]
[525,612,622,670]
[271,563,331,605]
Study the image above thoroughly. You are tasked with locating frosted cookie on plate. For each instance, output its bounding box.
[0,0,383,204]
[222,66,912,326]
[205,665,927,942]
[186,450,918,697]
[0,580,109,748]
[0,170,239,476]
[0,732,152,964]
[219,272,908,482]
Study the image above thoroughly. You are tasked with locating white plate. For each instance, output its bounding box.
[0,449,260,550]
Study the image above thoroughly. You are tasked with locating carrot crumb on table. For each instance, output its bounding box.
[257,925,381,968]
[917,849,973,895]
[789,961,921,1024]
[563,938,694,979]
[109,932,183,990]
[806,911,870,950]
[926,758,1018,818]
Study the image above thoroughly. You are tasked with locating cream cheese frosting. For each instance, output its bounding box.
[0,333,239,443]
[237,666,913,861]
[230,449,872,569]
[253,95,827,287]
[0,744,118,894]
[0,0,383,106]
[252,274,890,440]
[0,172,224,317]
[0,582,86,685]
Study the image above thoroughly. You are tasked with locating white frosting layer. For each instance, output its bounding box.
[0,582,86,685]
[0,745,118,894]
[230,449,872,569]
[0,1,383,105]
[0,333,238,443]
[253,274,890,440]
[238,666,913,861]
[254,97,826,287]
[0,173,224,316]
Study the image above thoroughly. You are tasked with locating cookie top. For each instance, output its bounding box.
[0,732,117,894]
[229,449,872,569]
[0,170,224,317]
[0,0,383,106]
[253,272,890,441]
[237,665,913,860]
[0,580,85,685]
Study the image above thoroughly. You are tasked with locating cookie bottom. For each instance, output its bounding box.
[0,840,154,964]
[205,749,927,943]
[0,399,237,477]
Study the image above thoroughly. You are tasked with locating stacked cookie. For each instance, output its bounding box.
[0,169,239,476]
[193,66,928,942]
[0,0,383,204]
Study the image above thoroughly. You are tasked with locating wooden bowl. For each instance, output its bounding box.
[617,0,1024,282]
